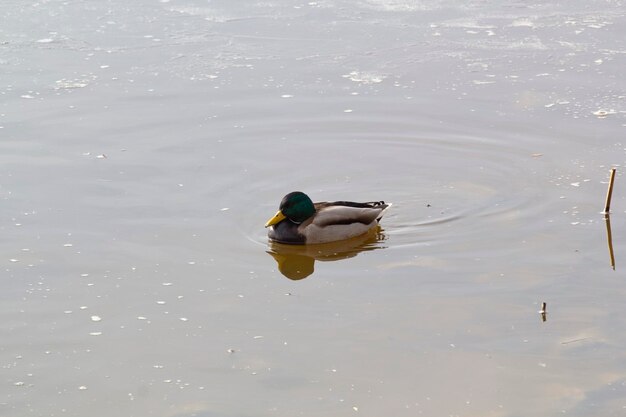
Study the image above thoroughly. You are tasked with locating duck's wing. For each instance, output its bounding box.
[312,201,390,227]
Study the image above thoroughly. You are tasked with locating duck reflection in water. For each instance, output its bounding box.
[267,226,387,280]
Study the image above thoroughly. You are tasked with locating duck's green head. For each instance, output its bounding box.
[265,191,316,227]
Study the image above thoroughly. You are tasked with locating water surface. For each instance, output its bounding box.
[1,0,625,416]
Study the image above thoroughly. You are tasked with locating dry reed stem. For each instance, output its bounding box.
[604,168,617,213]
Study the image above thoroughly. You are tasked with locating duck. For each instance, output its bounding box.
[264,191,391,244]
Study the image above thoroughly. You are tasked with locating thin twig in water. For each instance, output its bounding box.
[603,168,617,213]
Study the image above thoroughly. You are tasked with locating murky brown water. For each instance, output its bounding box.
[2,0,625,416]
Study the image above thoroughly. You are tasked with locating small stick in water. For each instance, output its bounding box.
[604,168,617,213]
[539,302,547,322]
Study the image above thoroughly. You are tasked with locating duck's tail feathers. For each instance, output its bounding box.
[376,202,392,222]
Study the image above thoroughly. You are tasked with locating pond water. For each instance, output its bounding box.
[1,0,625,416]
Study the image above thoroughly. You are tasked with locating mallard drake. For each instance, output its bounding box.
[264,191,391,244]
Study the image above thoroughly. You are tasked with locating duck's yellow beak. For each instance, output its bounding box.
[265,210,286,228]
